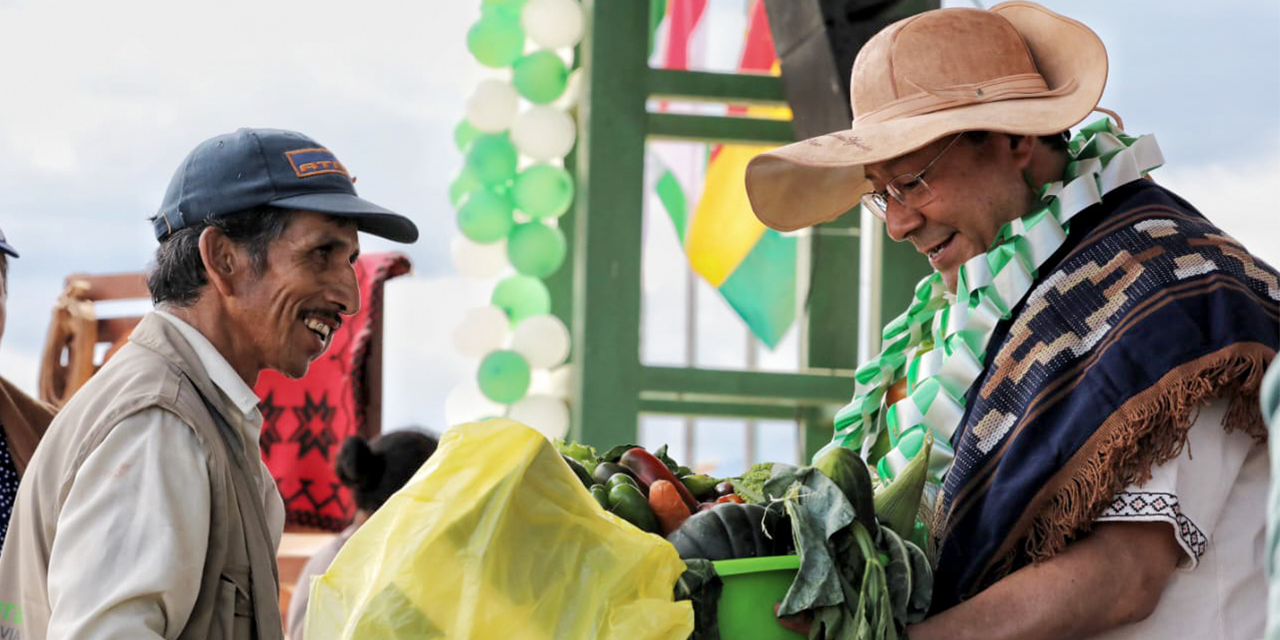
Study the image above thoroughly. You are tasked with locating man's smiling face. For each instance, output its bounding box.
[232,210,361,379]
[865,133,1035,292]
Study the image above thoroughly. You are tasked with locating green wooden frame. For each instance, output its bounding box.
[559,0,930,463]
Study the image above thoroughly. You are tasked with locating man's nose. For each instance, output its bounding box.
[333,262,361,316]
[882,198,924,242]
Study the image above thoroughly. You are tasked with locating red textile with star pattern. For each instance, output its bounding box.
[254,252,411,531]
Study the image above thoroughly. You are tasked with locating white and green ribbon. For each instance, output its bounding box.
[825,119,1165,486]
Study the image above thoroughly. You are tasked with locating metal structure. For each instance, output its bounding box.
[557,0,931,463]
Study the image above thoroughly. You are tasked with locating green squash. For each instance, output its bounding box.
[665,502,790,561]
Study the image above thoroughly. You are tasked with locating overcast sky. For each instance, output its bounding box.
[0,0,1275,443]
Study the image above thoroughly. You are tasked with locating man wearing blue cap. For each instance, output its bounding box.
[0,228,58,558]
[0,129,418,639]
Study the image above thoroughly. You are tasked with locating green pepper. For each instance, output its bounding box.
[561,455,595,490]
[607,483,659,533]
[592,461,636,486]
[606,472,641,493]
[679,474,720,500]
[589,484,610,510]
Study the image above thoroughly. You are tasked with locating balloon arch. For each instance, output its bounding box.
[447,0,583,439]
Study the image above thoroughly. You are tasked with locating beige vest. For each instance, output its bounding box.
[0,313,282,639]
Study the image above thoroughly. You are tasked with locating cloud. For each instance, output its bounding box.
[0,0,489,398]
[380,275,493,433]
[1158,151,1280,267]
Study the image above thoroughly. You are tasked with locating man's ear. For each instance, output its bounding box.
[1009,134,1036,170]
[197,226,244,297]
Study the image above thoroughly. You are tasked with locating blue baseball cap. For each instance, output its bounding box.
[153,128,418,243]
[0,225,17,258]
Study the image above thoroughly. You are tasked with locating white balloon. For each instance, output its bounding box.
[451,235,509,278]
[545,363,574,399]
[453,306,510,357]
[521,0,585,49]
[465,79,519,133]
[511,106,576,160]
[509,314,571,369]
[507,394,571,440]
[445,382,505,427]
[554,67,583,110]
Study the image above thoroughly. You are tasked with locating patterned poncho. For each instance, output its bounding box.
[931,179,1280,610]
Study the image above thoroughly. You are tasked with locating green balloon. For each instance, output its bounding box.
[457,188,514,243]
[477,350,531,404]
[454,120,481,151]
[507,222,567,278]
[466,134,518,187]
[513,164,574,218]
[491,274,551,324]
[466,14,525,68]
[449,167,482,207]
[481,0,527,19]
[512,51,569,104]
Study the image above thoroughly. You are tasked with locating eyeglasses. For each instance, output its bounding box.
[860,134,963,221]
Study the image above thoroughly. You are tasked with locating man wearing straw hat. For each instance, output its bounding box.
[750,2,1279,638]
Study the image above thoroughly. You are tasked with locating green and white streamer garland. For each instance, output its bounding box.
[825,119,1165,487]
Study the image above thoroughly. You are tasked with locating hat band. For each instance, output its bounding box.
[856,73,1078,125]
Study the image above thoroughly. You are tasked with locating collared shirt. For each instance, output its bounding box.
[1092,399,1267,640]
[45,311,284,639]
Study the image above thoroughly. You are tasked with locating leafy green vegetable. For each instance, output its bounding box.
[768,466,853,617]
[766,463,933,639]
[903,537,933,624]
[879,527,912,623]
[673,559,722,640]
[554,439,599,470]
[599,443,641,463]
[652,444,682,474]
[731,462,777,504]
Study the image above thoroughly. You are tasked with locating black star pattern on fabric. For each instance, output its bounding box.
[289,391,338,460]
[278,478,351,530]
[257,391,285,457]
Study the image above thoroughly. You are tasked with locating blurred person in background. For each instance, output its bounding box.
[287,429,438,640]
[0,226,58,555]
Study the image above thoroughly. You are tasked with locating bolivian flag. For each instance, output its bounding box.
[651,0,798,348]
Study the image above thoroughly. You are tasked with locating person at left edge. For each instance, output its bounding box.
[0,226,57,557]
[0,128,419,640]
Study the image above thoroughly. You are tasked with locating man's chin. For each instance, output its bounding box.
[940,268,959,293]
[276,360,313,380]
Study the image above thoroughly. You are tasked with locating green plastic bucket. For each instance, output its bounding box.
[711,554,803,639]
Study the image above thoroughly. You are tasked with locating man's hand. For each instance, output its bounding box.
[773,521,1182,640]
[907,521,1183,640]
[774,602,812,635]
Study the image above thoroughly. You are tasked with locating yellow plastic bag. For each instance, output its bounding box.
[305,419,694,640]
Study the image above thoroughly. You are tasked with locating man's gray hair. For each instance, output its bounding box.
[146,207,293,307]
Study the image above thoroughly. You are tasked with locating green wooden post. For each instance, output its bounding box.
[544,146,576,331]
[570,0,650,450]
[801,217,861,461]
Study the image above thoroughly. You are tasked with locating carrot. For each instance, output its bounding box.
[715,493,744,504]
[648,480,692,535]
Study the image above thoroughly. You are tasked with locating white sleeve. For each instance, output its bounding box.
[46,408,211,640]
[1096,398,1253,569]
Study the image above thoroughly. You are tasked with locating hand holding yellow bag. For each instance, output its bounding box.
[305,419,694,640]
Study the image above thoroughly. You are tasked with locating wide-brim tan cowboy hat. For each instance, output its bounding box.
[745,1,1108,231]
